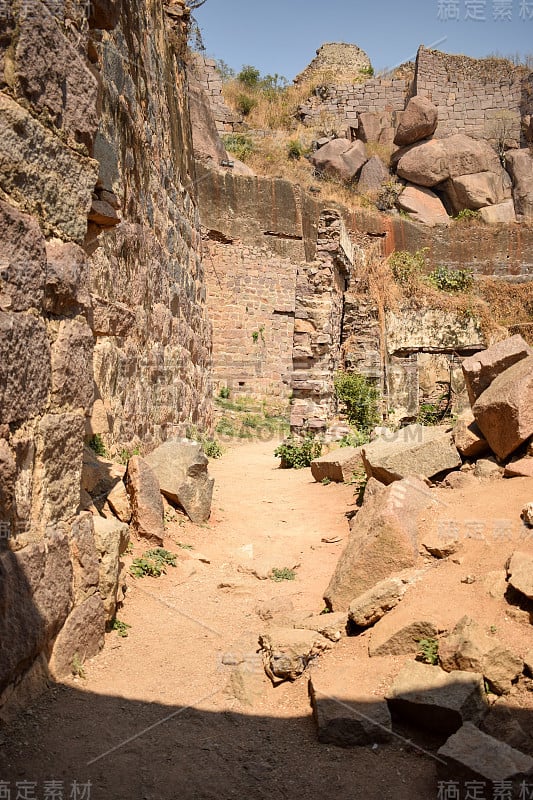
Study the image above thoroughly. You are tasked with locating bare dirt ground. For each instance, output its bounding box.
[2,441,533,800]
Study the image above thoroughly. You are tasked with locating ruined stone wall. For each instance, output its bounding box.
[298,46,528,148]
[414,47,524,146]
[298,75,411,129]
[189,52,241,133]
[290,211,353,433]
[204,238,297,398]
[88,0,212,452]
[0,0,211,715]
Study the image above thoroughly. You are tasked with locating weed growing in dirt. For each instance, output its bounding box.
[339,429,370,448]
[177,542,194,550]
[130,548,177,578]
[72,653,86,679]
[88,434,107,457]
[274,436,322,469]
[111,619,131,638]
[417,638,439,666]
[203,438,223,459]
[321,477,332,485]
[270,567,296,582]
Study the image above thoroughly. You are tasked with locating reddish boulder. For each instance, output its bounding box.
[394,95,438,147]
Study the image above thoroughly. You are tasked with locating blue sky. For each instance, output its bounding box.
[194,0,533,79]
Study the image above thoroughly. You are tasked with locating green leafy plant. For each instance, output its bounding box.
[202,438,223,459]
[453,208,480,222]
[274,436,322,469]
[130,548,177,578]
[339,429,369,448]
[88,434,107,457]
[426,265,474,293]
[417,638,439,666]
[236,93,257,116]
[416,403,442,426]
[389,248,428,286]
[270,567,296,582]
[334,372,380,433]
[111,619,131,638]
[359,64,375,77]
[177,542,194,551]
[287,139,305,160]
[219,386,230,399]
[321,477,332,486]
[222,133,254,161]
[119,446,141,465]
[237,64,261,87]
[72,653,86,679]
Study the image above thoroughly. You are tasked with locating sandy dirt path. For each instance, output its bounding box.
[4,442,533,799]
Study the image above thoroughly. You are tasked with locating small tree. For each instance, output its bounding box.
[487,110,519,166]
[237,65,261,88]
[334,372,381,434]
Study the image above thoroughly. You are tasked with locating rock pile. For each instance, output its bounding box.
[310,92,533,224]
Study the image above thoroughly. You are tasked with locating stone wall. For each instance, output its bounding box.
[414,48,524,146]
[298,46,531,149]
[189,52,241,133]
[204,237,297,398]
[290,211,354,433]
[0,0,104,716]
[298,75,411,130]
[0,0,211,715]
[88,0,212,452]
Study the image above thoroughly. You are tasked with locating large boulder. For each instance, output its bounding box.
[309,669,392,746]
[324,477,436,610]
[444,169,511,213]
[453,411,489,459]
[357,111,395,146]
[462,335,532,405]
[386,662,487,736]
[145,439,214,524]
[348,576,408,628]
[396,134,501,188]
[505,148,533,220]
[361,424,461,485]
[92,515,130,621]
[394,95,438,147]
[397,184,449,226]
[357,155,390,194]
[259,628,331,684]
[479,199,516,224]
[125,456,165,544]
[369,617,439,657]
[439,616,522,695]
[506,550,533,601]
[310,139,368,182]
[472,355,533,459]
[437,723,533,786]
[310,446,363,483]
[48,594,106,679]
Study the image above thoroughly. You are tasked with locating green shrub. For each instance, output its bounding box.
[111,619,131,638]
[287,139,305,160]
[237,65,261,87]
[219,387,230,399]
[426,265,474,293]
[389,248,428,286]
[274,436,322,469]
[359,65,375,77]
[88,434,107,457]
[338,429,369,448]
[334,372,380,433]
[270,567,296,582]
[453,208,480,222]
[417,638,439,666]
[222,133,254,160]
[130,548,177,578]
[236,93,257,116]
[202,438,223,459]
[416,403,442,426]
